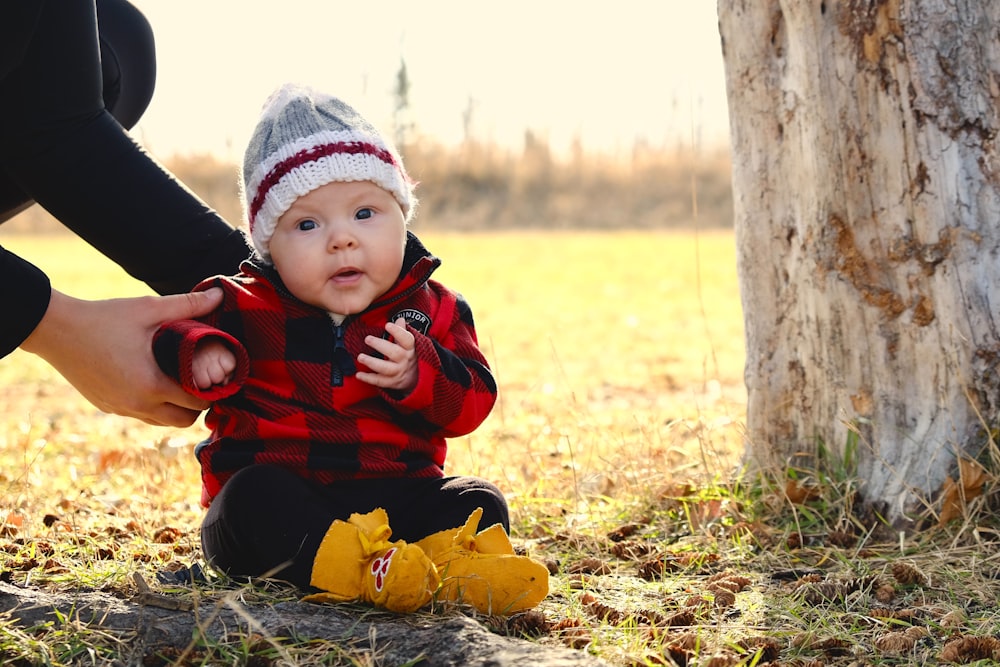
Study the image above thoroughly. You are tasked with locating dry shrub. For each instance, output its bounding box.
[7,142,732,234]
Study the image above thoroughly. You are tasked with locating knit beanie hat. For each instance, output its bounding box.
[241,84,416,262]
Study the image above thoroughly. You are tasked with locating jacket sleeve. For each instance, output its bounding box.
[153,317,250,401]
[0,246,50,358]
[386,289,498,437]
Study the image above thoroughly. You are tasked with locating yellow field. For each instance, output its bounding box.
[0,230,746,532]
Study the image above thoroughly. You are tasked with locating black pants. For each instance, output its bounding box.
[200,464,511,588]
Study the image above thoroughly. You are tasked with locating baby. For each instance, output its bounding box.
[154,84,547,614]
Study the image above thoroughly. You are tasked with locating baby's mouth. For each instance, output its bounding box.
[332,267,362,281]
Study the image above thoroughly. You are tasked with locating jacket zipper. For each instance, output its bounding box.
[331,322,356,387]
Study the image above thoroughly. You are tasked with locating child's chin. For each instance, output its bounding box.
[320,300,364,318]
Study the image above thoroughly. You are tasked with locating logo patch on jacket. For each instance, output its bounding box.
[391,309,431,335]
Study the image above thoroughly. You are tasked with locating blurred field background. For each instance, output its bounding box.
[0,140,744,536]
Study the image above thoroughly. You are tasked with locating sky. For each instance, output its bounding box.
[128,2,730,162]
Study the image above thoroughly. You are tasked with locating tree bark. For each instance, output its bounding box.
[718,0,1000,521]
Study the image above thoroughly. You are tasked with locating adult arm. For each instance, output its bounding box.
[0,0,250,296]
[0,1,250,422]
[4,113,251,296]
[0,247,50,357]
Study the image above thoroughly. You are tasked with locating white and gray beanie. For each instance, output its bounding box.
[241,84,416,262]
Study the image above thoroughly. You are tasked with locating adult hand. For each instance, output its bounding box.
[20,287,224,427]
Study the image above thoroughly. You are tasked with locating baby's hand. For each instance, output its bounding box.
[356,318,418,392]
[192,338,237,390]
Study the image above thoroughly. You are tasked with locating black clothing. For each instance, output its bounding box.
[199,464,510,586]
[0,0,250,357]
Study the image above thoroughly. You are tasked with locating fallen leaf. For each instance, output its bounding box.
[938,458,990,525]
[784,480,821,504]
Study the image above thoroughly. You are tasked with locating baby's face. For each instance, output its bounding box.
[269,181,406,316]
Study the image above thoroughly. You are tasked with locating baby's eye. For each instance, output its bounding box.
[355,207,374,221]
[296,219,318,231]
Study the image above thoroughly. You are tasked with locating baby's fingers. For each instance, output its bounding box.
[363,335,401,361]
[385,318,414,349]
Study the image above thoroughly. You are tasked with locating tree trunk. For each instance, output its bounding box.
[717,0,1000,522]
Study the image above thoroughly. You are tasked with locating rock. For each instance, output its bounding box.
[0,581,610,666]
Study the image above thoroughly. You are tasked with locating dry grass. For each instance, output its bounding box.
[4,143,733,235]
[3,231,1000,666]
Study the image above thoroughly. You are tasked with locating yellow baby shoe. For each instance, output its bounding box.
[303,507,440,613]
[415,508,548,615]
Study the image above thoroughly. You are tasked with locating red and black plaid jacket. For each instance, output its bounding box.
[153,233,497,507]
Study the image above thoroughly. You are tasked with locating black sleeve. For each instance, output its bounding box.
[0,247,50,357]
[0,4,43,82]
[17,116,252,295]
[0,0,251,358]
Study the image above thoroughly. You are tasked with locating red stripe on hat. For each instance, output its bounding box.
[249,141,400,229]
